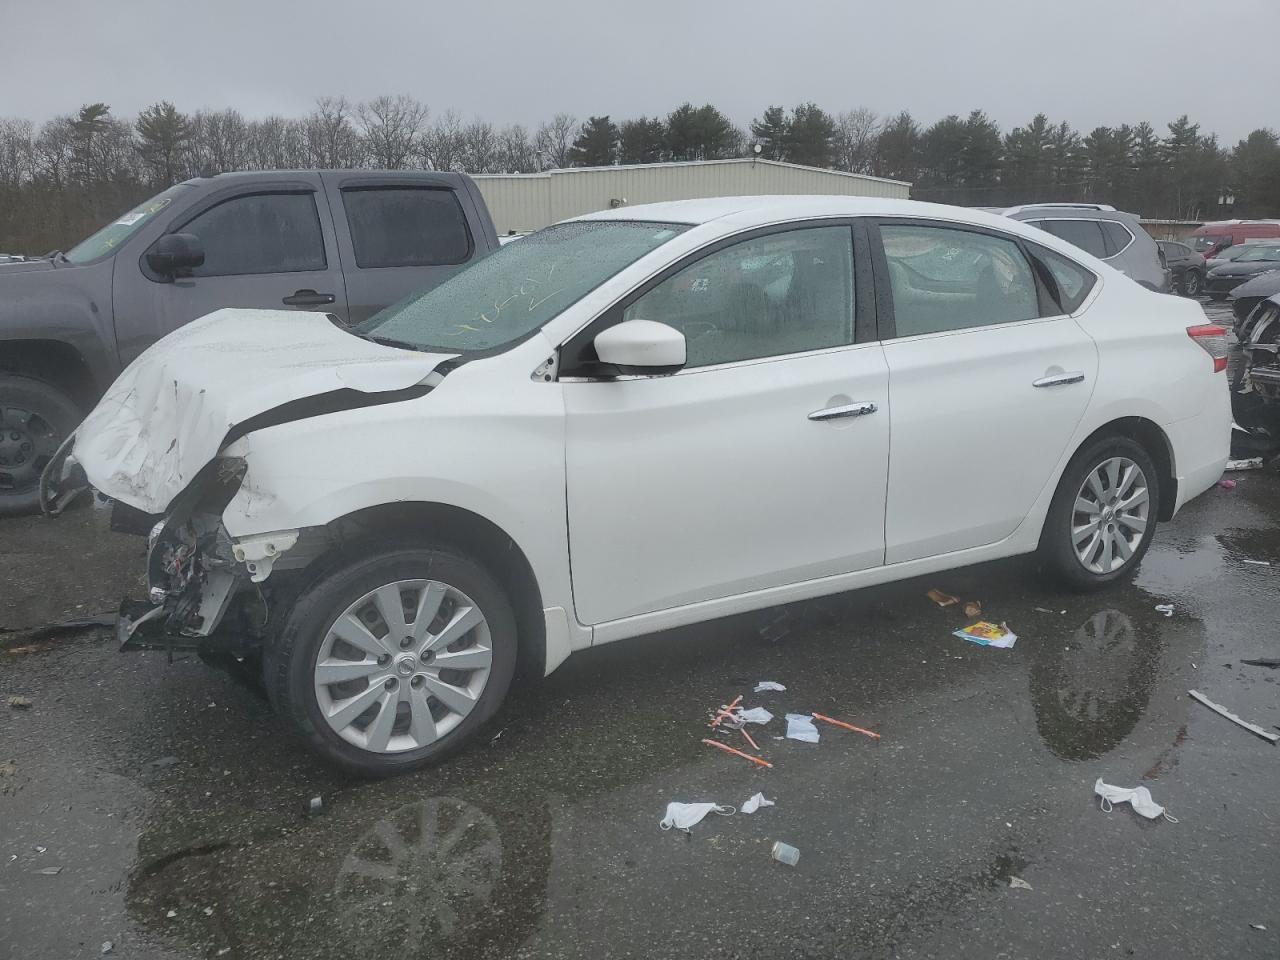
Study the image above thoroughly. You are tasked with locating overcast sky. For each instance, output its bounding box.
[1,0,1275,145]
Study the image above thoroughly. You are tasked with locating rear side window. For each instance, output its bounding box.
[1028,244,1096,313]
[881,224,1040,336]
[1099,220,1133,256]
[1038,219,1109,259]
[184,192,326,277]
[343,187,472,268]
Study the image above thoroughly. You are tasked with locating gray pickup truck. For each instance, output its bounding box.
[0,169,499,515]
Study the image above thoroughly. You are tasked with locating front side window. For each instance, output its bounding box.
[343,187,471,268]
[363,220,688,353]
[1038,219,1109,259]
[620,226,855,368]
[882,224,1040,336]
[182,192,326,277]
[65,185,189,264]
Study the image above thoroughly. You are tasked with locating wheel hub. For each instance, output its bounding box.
[395,654,417,677]
[0,406,55,492]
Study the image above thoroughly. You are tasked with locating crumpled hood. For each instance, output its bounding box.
[74,308,455,514]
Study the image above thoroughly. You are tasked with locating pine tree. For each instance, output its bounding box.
[568,116,619,167]
[136,101,193,186]
[785,103,836,168]
[750,105,789,160]
[619,117,667,164]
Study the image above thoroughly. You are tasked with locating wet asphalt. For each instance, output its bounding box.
[3,302,1278,960]
[2,466,1278,960]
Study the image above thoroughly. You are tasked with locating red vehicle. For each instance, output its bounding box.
[1188,220,1280,259]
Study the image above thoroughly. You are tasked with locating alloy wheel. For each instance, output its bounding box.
[1184,272,1200,297]
[1071,457,1150,574]
[313,579,493,753]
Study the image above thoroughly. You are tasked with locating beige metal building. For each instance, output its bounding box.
[474,158,911,234]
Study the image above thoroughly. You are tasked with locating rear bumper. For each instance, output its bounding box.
[1166,391,1231,513]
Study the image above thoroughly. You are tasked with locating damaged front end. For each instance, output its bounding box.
[1233,295,1280,454]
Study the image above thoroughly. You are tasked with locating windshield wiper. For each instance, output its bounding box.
[351,331,429,352]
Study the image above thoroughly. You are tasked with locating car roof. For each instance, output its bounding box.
[572,195,1033,232]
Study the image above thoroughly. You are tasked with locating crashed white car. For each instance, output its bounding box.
[44,196,1230,775]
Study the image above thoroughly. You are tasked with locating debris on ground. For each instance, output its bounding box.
[785,714,820,743]
[702,738,772,768]
[1251,924,1268,931]
[1219,478,1238,490]
[709,695,744,729]
[963,601,982,619]
[1188,689,1280,744]
[307,795,325,816]
[953,621,1018,649]
[755,681,786,693]
[1033,607,1066,615]
[1241,658,1280,669]
[0,611,117,653]
[660,801,735,832]
[1094,779,1176,821]
[812,712,880,739]
[1241,559,1272,566]
[35,866,63,875]
[734,706,774,725]
[148,755,179,769]
[1155,604,1175,618]
[1009,877,1033,890]
[741,792,775,814]
[7,696,31,709]
[757,607,792,642]
[927,588,960,607]
[101,941,114,955]
[166,910,177,919]
[770,841,800,866]
[1226,458,1264,471]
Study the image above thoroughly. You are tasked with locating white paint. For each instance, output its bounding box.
[70,196,1230,683]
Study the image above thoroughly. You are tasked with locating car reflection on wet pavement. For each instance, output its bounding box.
[2,470,1278,960]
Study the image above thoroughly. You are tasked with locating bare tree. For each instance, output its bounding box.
[497,123,538,173]
[534,113,576,169]
[357,95,429,169]
[459,119,500,173]
[246,115,308,170]
[191,108,250,174]
[833,108,882,174]
[0,118,36,186]
[421,110,465,171]
[303,96,363,168]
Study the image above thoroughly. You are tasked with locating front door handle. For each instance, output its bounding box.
[282,289,336,307]
[1033,372,1086,388]
[808,401,878,422]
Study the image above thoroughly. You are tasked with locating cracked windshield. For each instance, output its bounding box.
[3,2,1278,959]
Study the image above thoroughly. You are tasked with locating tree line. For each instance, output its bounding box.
[2,96,1278,254]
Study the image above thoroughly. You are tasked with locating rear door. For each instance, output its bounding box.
[325,175,479,324]
[873,220,1099,563]
[119,176,348,364]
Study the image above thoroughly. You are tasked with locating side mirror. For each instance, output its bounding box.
[593,320,686,376]
[146,233,204,279]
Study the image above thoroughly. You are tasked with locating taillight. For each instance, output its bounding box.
[1187,323,1228,373]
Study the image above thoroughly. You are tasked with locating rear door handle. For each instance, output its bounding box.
[1033,372,1086,388]
[282,289,336,306]
[808,401,878,422]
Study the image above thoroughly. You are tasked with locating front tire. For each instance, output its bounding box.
[267,545,517,777]
[1039,435,1160,591]
[0,374,82,517]
[1182,270,1202,297]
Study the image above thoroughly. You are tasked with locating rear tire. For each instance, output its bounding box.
[266,544,517,777]
[0,374,81,517]
[1039,435,1160,591]
[1182,270,1202,297]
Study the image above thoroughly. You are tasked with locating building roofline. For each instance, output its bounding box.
[474,157,911,187]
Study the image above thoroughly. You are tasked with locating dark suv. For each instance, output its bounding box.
[0,170,500,515]
[998,204,1170,292]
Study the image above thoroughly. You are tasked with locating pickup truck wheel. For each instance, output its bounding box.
[268,546,517,777]
[0,374,82,517]
[1039,435,1160,591]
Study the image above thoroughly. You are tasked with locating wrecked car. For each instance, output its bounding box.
[43,197,1231,776]
[1231,293,1280,443]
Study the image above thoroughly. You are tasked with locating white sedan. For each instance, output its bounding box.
[51,196,1231,775]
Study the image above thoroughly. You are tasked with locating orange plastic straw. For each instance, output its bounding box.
[740,727,759,750]
[702,738,773,768]
[709,694,743,729]
[811,712,880,739]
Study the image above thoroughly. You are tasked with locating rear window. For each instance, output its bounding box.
[342,187,472,268]
[1028,243,1097,313]
[1037,220,1109,259]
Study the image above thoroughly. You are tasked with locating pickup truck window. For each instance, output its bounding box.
[342,187,472,268]
[64,185,189,264]
[183,192,326,277]
[362,220,688,353]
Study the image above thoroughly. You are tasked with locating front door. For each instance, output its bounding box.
[562,223,890,626]
[117,180,348,365]
[875,221,1098,563]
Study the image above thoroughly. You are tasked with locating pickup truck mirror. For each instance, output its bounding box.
[146,233,205,279]
[593,319,686,376]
